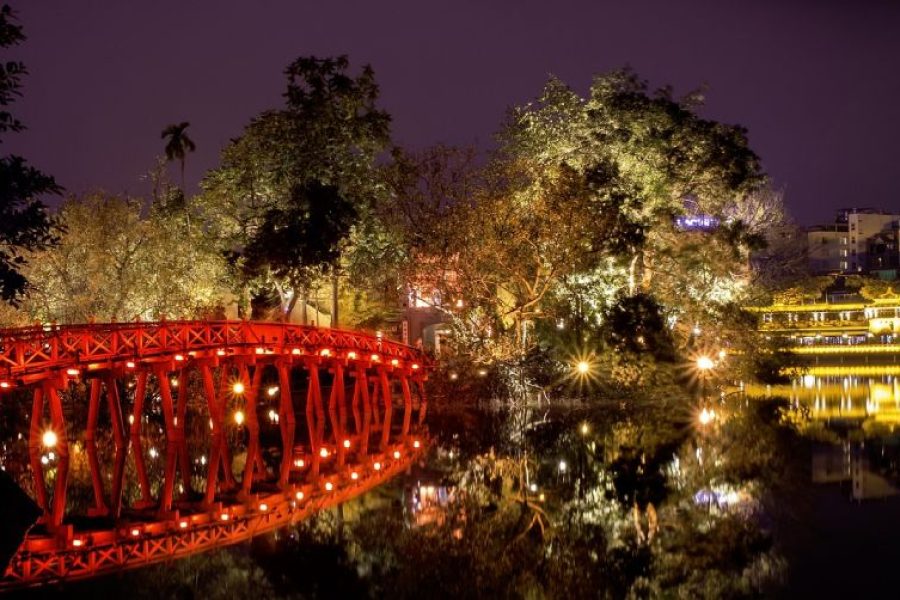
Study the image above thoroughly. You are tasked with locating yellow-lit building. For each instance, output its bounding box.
[749,296,900,347]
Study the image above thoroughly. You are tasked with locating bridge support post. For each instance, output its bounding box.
[45,383,69,529]
[27,387,49,517]
[86,379,109,515]
[378,368,392,451]
[107,376,128,518]
[276,360,295,489]
[240,363,266,496]
[400,375,413,439]
[130,371,154,508]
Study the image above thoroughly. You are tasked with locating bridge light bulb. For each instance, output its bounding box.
[233,410,245,426]
[41,429,57,448]
[319,447,329,458]
[393,450,401,459]
[267,386,279,397]
[259,503,268,512]
[232,382,245,395]
[216,349,226,356]
[343,439,351,449]
[130,528,141,537]
[351,471,359,480]
[412,363,420,370]
[391,359,399,367]
[72,538,84,547]
[325,481,334,491]
[179,520,188,529]
[126,361,135,369]
[413,440,420,449]
[296,491,304,500]
[373,462,381,471]
[371,354,380,362]
[66,368,79,377]
[347,351,357,360]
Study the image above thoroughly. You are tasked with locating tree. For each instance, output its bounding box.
[21,192,227,323]
[161,121,196,191]
[0,4,61,305]
[243,182,357,319]
[198,55,391,320]
[486,70,765,348]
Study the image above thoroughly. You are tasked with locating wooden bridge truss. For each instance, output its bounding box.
[0,320,430,589]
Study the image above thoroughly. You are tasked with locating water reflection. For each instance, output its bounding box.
[748,371,900,501]
[747,375,900,424]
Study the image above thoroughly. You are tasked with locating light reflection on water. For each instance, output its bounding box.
[748,368,900,501]
[747,373,900,423]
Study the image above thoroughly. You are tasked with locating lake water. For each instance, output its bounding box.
[5,369,900,597]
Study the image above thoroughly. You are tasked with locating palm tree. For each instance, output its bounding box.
[161,122,196,191]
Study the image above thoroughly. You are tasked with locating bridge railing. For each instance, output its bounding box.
[0,320,429,387]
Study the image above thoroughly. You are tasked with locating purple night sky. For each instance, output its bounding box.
[6,1,900,224]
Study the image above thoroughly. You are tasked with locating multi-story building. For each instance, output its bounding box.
[807,208,900,275]
[807,222,849,273]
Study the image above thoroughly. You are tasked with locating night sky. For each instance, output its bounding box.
[6,1,900,225]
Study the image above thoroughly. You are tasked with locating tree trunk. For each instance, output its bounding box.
[330,273,339,329]
[241,286,252,320]
[299,289,308,326]
[284,289,299,322]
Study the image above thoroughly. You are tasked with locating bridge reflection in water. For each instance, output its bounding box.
[0,321,429,590]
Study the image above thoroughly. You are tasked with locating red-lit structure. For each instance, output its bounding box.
[0,320,430,590]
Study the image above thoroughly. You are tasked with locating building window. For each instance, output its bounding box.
[840,261,848,270]
[841,237,848,245]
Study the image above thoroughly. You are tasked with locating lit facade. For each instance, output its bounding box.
[807,208,900,275]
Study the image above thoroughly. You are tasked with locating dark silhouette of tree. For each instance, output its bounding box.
[0,4,61,305]
[161,121,196,191]
[243,182,357,319]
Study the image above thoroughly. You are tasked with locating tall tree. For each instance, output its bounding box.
[161,121,196,190]
[0,4,61,306]
[198,55,391,320]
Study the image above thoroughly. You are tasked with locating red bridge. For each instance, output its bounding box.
[0,320,430,590]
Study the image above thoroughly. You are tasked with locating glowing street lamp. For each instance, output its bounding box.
[576,361,591,375]
[696,356,715,372]
[698,407,716,426]
[42,429,58,449]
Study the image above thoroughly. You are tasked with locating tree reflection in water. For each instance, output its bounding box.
[30,391,808,599]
